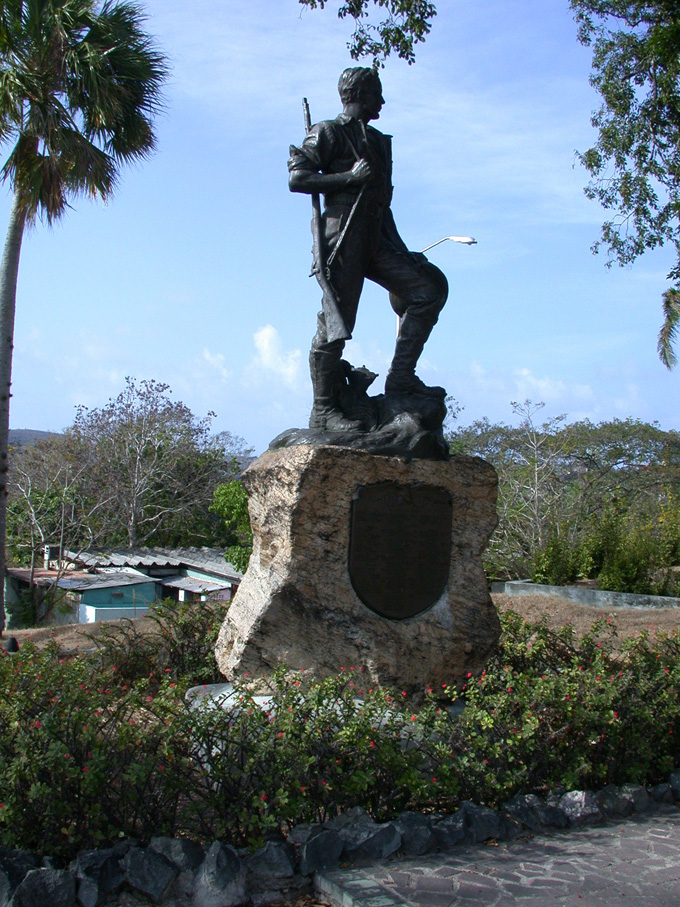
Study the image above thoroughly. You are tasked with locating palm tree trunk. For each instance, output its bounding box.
[0,191,27,635]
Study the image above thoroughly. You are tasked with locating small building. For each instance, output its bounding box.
[5,568,157,626]
[6,547,243,626]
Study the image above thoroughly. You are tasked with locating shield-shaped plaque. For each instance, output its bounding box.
[349,482,452,620]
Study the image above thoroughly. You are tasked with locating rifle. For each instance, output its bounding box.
[302,97,351,343]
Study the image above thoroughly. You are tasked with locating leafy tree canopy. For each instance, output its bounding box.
[298,0,437,64]
[448,401,680,582]
[211,480,252,573]
[8,379,251,557]
[570,0,680,366]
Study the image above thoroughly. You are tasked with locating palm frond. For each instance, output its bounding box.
[58,125,117,197]
[0,0,166,219]
[65,0,166,151]
[658,288,680,369]
[5,137,69,223]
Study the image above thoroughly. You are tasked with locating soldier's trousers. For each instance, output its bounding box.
[311,206,448,353]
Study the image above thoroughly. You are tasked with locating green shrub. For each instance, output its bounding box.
[0,643,189,859]
[531,530,579,586]
[2,608,680,861]
[598,534,657,593]
[0,649,446,855]
[446,611,680,802]
[531,501,680,595]
[8,585,73,629]
[182,669,447,843]
[93,598,228,688]
[592,503,680,595]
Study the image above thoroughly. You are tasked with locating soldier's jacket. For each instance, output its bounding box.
[289,113,415,265]
[288,113,394,214]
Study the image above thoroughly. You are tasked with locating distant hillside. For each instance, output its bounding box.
[9,429,61,448]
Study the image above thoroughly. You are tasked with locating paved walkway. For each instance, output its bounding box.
[316,806,680,906]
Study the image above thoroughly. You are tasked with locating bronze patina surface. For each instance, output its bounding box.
[349,481,453,620]
[282,66,451,458]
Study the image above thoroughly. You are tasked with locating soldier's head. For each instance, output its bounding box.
[338,67,384,121]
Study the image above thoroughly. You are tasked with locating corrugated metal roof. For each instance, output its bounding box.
[66,547,241,580]
[57,573,155,592]
[7,568,155,592]
[8,568,84,587]
[160,575,233,594]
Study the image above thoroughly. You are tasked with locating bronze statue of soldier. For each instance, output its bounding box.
[289,67,448,433]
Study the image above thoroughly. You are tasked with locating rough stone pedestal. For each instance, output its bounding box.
[215,445,500,695]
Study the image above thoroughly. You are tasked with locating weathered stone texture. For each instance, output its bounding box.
[215,445,500,694]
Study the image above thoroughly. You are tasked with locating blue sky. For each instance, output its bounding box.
[3,0,678,455]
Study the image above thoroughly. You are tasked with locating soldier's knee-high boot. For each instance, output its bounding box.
[309,349,362,431]
[385,314,445,398]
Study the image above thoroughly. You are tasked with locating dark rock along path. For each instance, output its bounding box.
[316,806,680,906]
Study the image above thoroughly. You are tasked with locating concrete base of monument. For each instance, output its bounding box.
[215,445,500,697]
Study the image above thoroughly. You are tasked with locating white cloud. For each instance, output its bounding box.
[248,325,302,388]
[202,348,232,381]
[511,367,595,405]
[512,367,567,401]
[468,360,507,392]
[614,383,641,413]
[447,361,597,426]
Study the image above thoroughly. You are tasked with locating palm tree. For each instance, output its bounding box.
[0,0,166,633]
[658,288,680,370]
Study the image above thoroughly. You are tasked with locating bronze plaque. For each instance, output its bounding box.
[349,482,452,620]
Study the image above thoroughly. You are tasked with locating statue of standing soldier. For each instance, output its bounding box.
[289,67,448,433]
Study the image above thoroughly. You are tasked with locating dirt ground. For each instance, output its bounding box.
[3,593,680,653]
[493,592,680,641]
[1,615,158,652]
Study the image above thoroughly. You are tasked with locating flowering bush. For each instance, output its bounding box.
[446,611,680,802]
[0,642,187,858]
[182,668,445,843]
[1,608,679,861]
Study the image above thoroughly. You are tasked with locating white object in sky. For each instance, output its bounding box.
[395,235,478,335]
[421,235,477,252]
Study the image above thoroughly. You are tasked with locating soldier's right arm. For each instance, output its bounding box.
[288,121,371,195]
[289,159,370,194]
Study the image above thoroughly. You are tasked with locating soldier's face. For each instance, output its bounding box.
[359,80,384,120]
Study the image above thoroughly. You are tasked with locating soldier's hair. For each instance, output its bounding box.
[338,67,381,103]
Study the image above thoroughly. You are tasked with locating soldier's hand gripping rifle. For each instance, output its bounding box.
[302,98,351,344]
